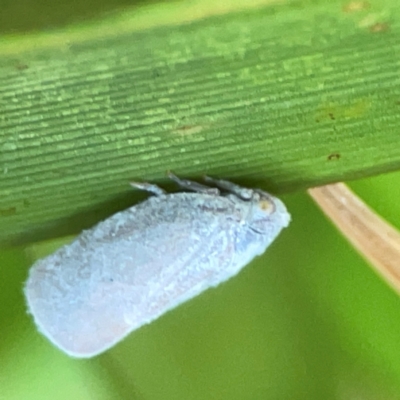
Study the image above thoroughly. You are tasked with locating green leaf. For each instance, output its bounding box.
[1,0,400,245]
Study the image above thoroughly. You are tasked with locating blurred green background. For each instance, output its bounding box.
[2,171,400,399]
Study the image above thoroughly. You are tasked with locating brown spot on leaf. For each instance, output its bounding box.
[342,1,370,13]
[315,99,370,123]
[15,63,29,71]
[173,124,205,135]
[0,207,16,216]
[328,153,341,161]
[369,22,389,33]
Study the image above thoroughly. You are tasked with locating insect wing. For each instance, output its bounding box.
[25,199,235,357]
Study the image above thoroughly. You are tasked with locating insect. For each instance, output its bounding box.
[24,173,291,358]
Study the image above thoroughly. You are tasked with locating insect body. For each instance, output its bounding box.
[25,174,290,358]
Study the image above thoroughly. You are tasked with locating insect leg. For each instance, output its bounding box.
[167,172,219,195]
[203,176,253,200]
[130,182,166,196]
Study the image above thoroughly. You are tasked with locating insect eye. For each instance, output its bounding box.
[258,199,275,214]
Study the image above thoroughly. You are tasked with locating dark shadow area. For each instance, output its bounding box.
[9,189,149,246]
[1,0,169,34]
[7,174,282,247]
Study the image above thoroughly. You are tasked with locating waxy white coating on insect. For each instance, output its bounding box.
[24,174,290,358]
